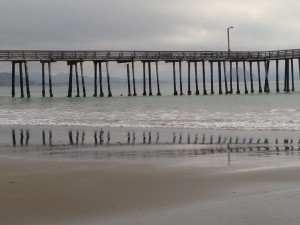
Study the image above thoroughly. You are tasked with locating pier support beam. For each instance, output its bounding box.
[127,64,132,96]
[202,61,207,95]
[19,62,24,98]
[236,61,240,94]
[210,61,214,94]
[80,61,86,97]
[276,59,279,92]
[48,62,53,97]
[243,60,248,94]
[11,62,15,97]
[264,60,270,93]
[148,62,152,96]
[179,61,183,95]
[291,59,295,91]
[194,62,199,95]
[223,61,228,94]
[142,62,146,96]
[172,62,178,96]
[67,62,73,97]
[98,62,104,97]
[257,61,262,93]
[218,61,222,94]
[93,61,97,97]
[249,61,254,93]
[187,62,191,95]
[75,63,80,97]
[229,61,233,93]
[156,61,161,96]
[132,61,137,96]
[106,61,112,97]
[24,62,31,98]
[284,59,290,92]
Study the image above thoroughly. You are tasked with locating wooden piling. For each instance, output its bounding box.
[236,61,240,94]
[98,62,104,97]
[106,61,112,97]
[67,62,73,97]
[24,61,30,98]
[156,61,161,96]
[210,61,214,94]
[264,60,270,93]
[202,61,207,95]
[285,59,290,92]
[179,61,183,95]
[229,61,233,93]
[127,64,131,96]
[187,62,191,95]
[148,62,152,96]
[291,59,295,91]
[223,61,228,94]
[75,63,80,97]
[218,61,222,94]
[132,61,137,96]
[19,62,24,98]
[41,62,45,97]
[257,61,262,93]
[276,59,279,92]
[80,61,86,97]
[142,62,146,96]
[11,62,15,97]
[249,61,254,93]
[194,62,199,95]
[243,60,248,94]
[93,61,97,97]
[48,62,53,97]
[172,61,178,95]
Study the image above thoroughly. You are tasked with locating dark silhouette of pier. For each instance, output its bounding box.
[1,49,300,97]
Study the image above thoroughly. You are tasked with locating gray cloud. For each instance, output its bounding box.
[0,0,299,51]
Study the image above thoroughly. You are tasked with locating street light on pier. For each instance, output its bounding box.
[227,26,234,53]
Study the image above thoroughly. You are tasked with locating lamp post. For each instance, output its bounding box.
[227,26,234,53]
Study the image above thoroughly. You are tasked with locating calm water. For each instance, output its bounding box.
[1,81,300,131]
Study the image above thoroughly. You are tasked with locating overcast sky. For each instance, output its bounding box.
[1,0,300,51]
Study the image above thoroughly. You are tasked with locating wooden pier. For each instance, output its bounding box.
[1,49,300,97]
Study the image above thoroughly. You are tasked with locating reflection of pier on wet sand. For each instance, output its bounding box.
[6,127,300,159]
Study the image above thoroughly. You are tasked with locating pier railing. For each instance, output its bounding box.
[1,49,300,62]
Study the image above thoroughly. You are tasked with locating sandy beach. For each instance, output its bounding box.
[1,151,300,225]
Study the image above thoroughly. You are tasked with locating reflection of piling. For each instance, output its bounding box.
[12,130,16,146]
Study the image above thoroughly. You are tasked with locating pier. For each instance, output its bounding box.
[1,49,300,97]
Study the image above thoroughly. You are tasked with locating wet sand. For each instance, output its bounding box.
[1,126,300,225]
[1,155,300,225]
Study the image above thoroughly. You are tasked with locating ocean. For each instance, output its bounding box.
[1,81,300,131]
